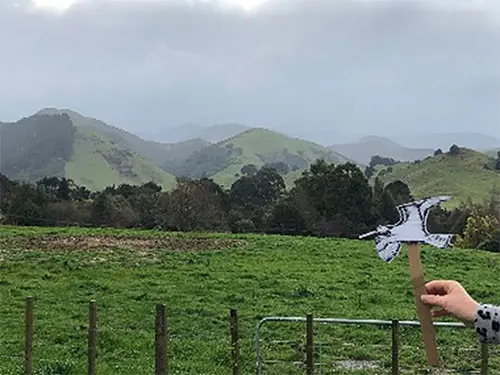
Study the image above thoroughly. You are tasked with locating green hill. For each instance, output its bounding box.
[65,127,176,191]
[373,147,500,206]
[37,108,209,166]
[0,113,75,182]
[0,113,177,191]
[164,128,354,188]
[329,136,434,164]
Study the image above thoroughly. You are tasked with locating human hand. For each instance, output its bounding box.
[421,280,478,323]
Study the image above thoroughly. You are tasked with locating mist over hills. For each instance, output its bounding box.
[147,123,252,144]
[0,108,498,202]
[391,132,500,152]
[329,136,435,165]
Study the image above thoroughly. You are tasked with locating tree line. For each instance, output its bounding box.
[0,159,498,251]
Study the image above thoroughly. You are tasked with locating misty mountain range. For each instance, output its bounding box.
[6,108,500,162]
[0,108,498,207]
[139,120,499,153]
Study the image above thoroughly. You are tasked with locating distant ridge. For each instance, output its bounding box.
[329,135,434,164]
[392,132,500,151]
[154,122,252,143]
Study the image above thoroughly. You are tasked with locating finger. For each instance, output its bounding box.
[421,294,446,308]
[424,280,454,296]
[431,309,449,318]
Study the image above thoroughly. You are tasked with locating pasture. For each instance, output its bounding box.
[0,225,499,374]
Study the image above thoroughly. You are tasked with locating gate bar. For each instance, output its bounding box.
[255,317,470,375]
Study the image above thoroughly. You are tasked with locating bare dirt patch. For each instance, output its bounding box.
[2,235,248,252]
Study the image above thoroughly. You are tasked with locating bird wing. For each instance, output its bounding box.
[420,196,452,234]
[393,202,411,226]
[419,196,452,216]
[375,235,402,263]
[394,196,451,233]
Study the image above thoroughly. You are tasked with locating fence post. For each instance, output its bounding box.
[306,314,314,375]
[391,320,399,375]
[155,304,168,375]
[88,300,97,375]
[481,343,488,375]
[24,297,34,375]
[230,309,240,375]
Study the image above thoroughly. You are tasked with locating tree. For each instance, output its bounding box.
[263,161,289,175]
[37,177,74,200]
[128,192,163,229]
[372,177,385,221]
[294,160,376,235]
[378,180,413,224]
[294,159,336,219]
[230,166,285,210]
[254,166,286,206]
[495,151,500,170]
[449,144,460,155]
[369,155,397,168]
[168,178,229,232]
[266,198,307,235]
[4,183,50,226]
[240,164,258,177]
[364,166,374,179]
[90,193,136,227]
[455,211,499,252]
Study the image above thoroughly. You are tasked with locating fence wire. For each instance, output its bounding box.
[1,300,499,375]
[255,316,498,375]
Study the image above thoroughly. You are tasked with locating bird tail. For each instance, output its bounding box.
[424,234,454,249]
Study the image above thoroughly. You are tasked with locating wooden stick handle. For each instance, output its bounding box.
[407,243,439,366]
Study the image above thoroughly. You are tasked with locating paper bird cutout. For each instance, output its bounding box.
[359,196,454,263]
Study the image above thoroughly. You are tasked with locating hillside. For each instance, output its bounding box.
[1,226,499,374]
[0,113,177,190]
[163,128,354,188]
[374,147,500,206]
[65,127,177,191]
[0,113,75,182]
[36,108,209,167]
[329,136,434,164]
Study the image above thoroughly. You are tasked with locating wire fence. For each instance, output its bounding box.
[1,298,499,375]
[256,315,497,375]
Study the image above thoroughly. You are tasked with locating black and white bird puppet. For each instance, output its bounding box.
[359,196,454,263]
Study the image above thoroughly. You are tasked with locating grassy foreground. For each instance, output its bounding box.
[0,226,499,374]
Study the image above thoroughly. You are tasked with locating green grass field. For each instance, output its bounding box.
[1,226,499,374]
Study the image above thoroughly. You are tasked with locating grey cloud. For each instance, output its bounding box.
[0,0,499,143]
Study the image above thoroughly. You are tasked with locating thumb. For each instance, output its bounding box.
[421,294,446,307]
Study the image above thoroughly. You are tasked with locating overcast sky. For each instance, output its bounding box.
[1,0,499,143]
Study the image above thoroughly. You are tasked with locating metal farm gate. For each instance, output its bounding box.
[255,316,490,375]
